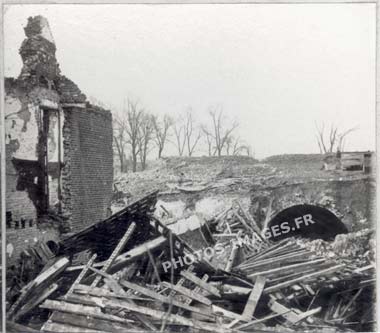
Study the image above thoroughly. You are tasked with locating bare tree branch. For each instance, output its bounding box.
[315,122,358,154]
[203,107,239,157]
[152,114,172,159]
[137,113,154,171]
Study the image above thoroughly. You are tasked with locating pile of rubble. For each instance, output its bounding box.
[112,156,275,206]
[6,191,375,332]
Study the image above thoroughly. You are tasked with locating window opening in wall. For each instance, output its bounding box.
[38,106,62,215]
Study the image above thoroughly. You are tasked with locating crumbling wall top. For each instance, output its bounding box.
[24,15,55,44]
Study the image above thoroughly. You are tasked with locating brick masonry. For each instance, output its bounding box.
[61,106,113,232]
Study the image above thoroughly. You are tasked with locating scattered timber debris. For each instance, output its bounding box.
[7,192,375,332]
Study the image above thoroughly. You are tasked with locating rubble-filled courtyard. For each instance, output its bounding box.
[6,154,376,333]
[4,6,376,333]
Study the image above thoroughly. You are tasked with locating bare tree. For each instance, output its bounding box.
[184,109,202,157]
[202,127,215,156]
[203,107,239,157]
[225,136,246,156]
[173,109,201,157]
[240,144,254,157]
[152,114,172,159]
[173,122,186,156]
[315,122,358,154]
[137,113,154,171]
[113,115,128,173]
[123,100,144,172]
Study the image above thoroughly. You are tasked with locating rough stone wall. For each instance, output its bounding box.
[61,106,113,232]
[250,177,376,232]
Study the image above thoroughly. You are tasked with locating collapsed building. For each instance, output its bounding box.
[5,16,113,264]
[4,17,375,333]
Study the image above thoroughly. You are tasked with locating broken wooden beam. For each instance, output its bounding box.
[100,297,229,333]
[241,276,266,321]
[14,283,58,321]
[91,222,136,288]
[247,258,326,279]
[268,299,302,324]
[50,311,133,333]
[110,236,167,273]
[161,281,212,306]
[66,254,97,296]
[40,299,132,325]
[8,257,69,319]
[264,264,344,294]
[42,321,105,333]
[180,270,221,297]
[225,245,239,272]
[120,279,213,316]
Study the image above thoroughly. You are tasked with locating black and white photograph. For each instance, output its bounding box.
[2,2,377,332]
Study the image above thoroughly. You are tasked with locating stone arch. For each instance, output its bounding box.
[266,204,348,241]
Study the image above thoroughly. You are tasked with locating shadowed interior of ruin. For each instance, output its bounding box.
[267,204,348,241]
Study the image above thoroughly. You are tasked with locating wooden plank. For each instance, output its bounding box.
[235,201,263,236]
[74,284,149,301]
[59,294,105,307]
[169,265,194,298]
[180,271,221,297]
[42,321,105,333]
[212,206,232,225]
[241,276,266,321]
[110,236,167,272]
[232,209,254,233]
[83,268,157,331]
[236,310,291,330]
[268,268,316,284]
[225,245,239,272]
[32,258,70,286]
[14,283,58,321]
[120,279,213,316]
[220,284,251,295]
[88,267,124,292]
[91,222,136,288]
[212,305,242,320]
[176,273,209,316]
[102,298,227,333]
[183,274,208,306]
[7,321,43,333]
[66,254,97,296]
[239,250,312,270]
[268,300,302,324]
[8,257,69,319]
[214,233,239,238]
[247,259,326,279]
[264,264,344,293]
[295,307,322,322]
[50,311,133,333]
[243,239,293,261]
[238,245,302,267]
[340,288,363,317]
[225,318,241,329]
[40,299,132,324]
[161,281,212,306]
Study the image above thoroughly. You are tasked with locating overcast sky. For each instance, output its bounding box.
[4,4,376,159]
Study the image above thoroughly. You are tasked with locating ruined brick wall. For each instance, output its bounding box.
[62,105,113,232]
[5,78,61,265]
[5,16,114,264]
